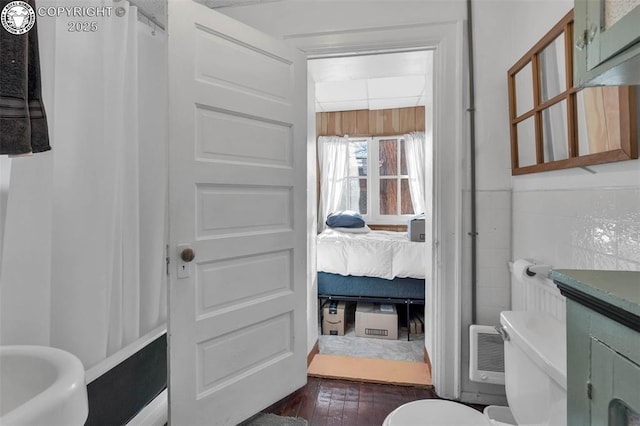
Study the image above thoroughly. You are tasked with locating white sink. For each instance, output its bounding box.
[0,346,88,426]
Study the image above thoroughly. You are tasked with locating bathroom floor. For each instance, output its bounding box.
[263,377,483,425]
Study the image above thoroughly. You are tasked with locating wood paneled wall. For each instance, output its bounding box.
[316,106,425,137]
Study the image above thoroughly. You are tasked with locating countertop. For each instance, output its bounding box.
[551,269,640,322]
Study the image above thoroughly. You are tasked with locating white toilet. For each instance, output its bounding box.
[383,311,567,426]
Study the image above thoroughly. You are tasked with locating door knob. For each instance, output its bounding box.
[180,248,195,262]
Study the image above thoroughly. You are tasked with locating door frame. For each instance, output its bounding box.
[296,21,465,399]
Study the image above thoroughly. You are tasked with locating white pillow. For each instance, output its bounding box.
[330,225,371,234]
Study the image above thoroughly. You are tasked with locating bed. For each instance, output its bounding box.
[316,229,426,340]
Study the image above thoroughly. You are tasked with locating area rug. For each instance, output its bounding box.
[318,326,425,363]
[239,412,308,426]
[308,354,432,387]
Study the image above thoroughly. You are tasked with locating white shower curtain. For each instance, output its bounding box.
[404,131,426,215]
[48,2,168,368]
[0,157,9,279]
[317,136,350,231]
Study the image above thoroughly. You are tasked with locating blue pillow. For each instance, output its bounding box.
[326,210,365,228]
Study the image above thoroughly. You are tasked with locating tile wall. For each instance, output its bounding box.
[513,188,640,272]
[475,190,512,326]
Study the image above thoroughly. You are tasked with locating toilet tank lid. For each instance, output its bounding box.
[500,311,566,389]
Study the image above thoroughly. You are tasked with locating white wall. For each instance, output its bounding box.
[503,0,640,273]
[469,0,577,328]
[458,0,581,403]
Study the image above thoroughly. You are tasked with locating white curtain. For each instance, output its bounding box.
[404,131,426,215]
[137,21,169,337]
[48,1,168,368]
[0,157,10,279]
[317,136,350,231]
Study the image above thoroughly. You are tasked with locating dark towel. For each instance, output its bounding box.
[0,0,50,155]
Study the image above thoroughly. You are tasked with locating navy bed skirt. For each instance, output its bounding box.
[317,272,425,300]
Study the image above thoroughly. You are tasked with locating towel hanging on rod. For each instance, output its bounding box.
[0,0,51,156]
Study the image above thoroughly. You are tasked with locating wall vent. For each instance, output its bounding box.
[469,324,505,385]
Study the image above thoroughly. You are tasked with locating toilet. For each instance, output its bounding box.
[383,311,567,426]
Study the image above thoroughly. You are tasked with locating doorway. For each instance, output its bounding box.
[308,51,433,383]
[294,20,465,399]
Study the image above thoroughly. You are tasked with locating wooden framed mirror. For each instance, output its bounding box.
[508,10,638,175]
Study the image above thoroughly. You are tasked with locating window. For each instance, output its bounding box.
[342,136,415,223]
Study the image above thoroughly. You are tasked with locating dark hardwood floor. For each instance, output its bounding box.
[263,376,444,425]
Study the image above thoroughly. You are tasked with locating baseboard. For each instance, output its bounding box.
[423,347,432,372]
[307,340,319,367]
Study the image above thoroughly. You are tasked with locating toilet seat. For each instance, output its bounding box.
[383,400,491,426]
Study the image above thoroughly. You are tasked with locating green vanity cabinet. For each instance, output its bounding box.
[590,337,640,425]
[552,270,640,425]
[574,0,640,86]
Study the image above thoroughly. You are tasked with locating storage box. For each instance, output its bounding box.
[355,303,398,340]
[322,301,347,335]
[408,213,425,242]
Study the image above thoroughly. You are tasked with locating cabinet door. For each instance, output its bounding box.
[574,0,640,85]
[590,338,640,425]
[586,0,640,69]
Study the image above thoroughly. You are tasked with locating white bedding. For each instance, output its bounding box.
[316,229,425,280]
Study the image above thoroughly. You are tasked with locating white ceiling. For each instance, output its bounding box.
[198,0,283,8]
[132,0,285,31]
[309,51,433,112]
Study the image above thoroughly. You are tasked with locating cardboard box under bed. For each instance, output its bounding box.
[355,302,398,340]
[318,272,425,341]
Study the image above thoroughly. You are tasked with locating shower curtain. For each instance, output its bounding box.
[46,2,168,368]
[0,157,9,278]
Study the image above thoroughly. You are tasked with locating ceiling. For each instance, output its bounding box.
[131,0,284,31]
[309,51,433,112]
[198,0,284,8]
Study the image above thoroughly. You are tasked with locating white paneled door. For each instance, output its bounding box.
[167,1,307,424]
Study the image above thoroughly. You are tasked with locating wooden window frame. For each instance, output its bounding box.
[374,136,413,218]
[345,135,415,224]
[507,10,637,175]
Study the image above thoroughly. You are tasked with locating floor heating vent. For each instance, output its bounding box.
[469,325,505,385]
